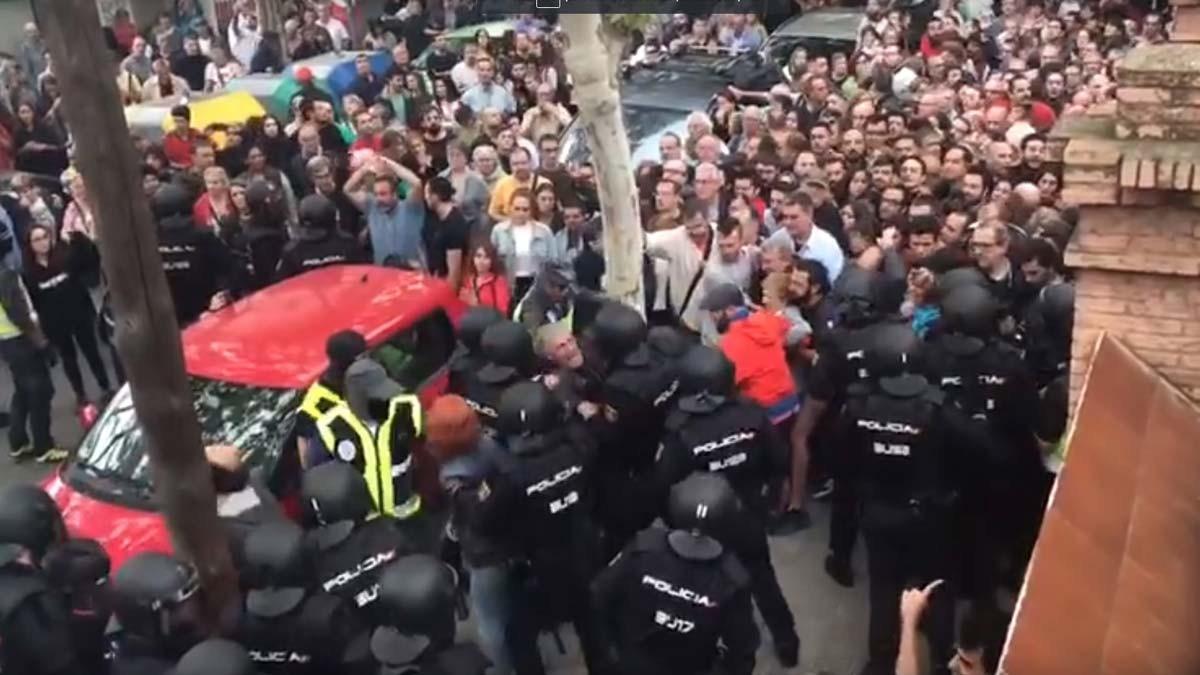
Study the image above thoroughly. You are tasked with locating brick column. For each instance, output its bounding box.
[1058,30,1200,406]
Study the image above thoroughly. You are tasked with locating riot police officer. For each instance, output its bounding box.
[109,552,207,674]
[795,266,894,587]
[1022,281,1075,389]
[925,284,1043,608]
[447,306,505,395]
[476,381,606,675]
[589,302,679,552]
[369,555,490,675]
[301,461,415,627]
[152,183,238,326]
[461,321,539,434]
[173,639,258,675]
[842,323,1001,675]
[592,473,758,675]
[655,346,799,668]
[41,538,113,674]
[0,484,86,675]
[276,194,366,280]
[235,520,370,674]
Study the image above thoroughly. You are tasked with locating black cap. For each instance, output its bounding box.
[0,483,66,566]
[699,282,746,312]
[172,639,257,675]
[326,330,368,370]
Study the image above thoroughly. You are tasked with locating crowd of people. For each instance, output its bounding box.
[0,0,1171,672]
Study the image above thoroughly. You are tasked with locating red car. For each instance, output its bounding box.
[43,266,465,569]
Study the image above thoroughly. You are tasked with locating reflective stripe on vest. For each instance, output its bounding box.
[314,394,424,519]
[299,381,344,423]
[377,394,423,519]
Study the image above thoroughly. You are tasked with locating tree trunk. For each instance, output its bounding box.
[38,0,238,627]
[560,14,645,315]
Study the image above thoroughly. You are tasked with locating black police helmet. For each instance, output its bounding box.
[647,325,690,360]
[243,521,309,616]
[244,520,307,585]
[0,483,66,565]
[591,303,648,362]
[477,321,535,384]
[833,266,878,305]
[325,329,368,371]
[152,184,194,220]
[940,284,998,337]
[676,345,734,414]
[496,381,560,441]
[297,194,338,232]
[300,462,373,539]
[457,306,505,355]
[937,266,987,296]
[112,553,199,626]
[173,639,257,675]
[41,538,110,591]
[666,473,738,560]
[377,555,456,633]
[867,322,923,377]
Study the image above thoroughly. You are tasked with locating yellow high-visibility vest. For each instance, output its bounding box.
[313,394,423,519]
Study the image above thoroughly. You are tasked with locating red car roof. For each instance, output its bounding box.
[183,265,461,389]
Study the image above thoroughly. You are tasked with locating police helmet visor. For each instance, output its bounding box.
[369,626,432,668]
[476,362,518,384]
[246,586,307,618]
[666,529,724,561]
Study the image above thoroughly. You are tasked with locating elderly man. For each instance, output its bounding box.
[141,58,191,101]
[693,162,727,223]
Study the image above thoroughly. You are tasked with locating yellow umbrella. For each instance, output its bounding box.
[161,90,266,136]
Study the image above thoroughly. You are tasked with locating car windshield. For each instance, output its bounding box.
[562,105,693,167]
[70,378,299,502]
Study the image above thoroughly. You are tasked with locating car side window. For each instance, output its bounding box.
[372,310,455,390]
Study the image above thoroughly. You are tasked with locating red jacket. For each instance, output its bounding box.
[460,273,511,314]
[718,310,797,412]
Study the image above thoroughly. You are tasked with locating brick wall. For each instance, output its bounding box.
[1072,269,1200,404]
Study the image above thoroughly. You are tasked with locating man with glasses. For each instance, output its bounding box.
[535,134,573,202]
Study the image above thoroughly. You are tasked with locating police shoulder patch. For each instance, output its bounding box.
[336,439,357,462]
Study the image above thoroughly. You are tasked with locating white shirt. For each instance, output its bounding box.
[512,223,535,278]
[451,61,479,92]
[318,17,350,48]
[227,14,262,68]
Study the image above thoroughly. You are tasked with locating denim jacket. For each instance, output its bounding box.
[490,220,557,288]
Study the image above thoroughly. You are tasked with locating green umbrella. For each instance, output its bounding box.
[269,77,337,121]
